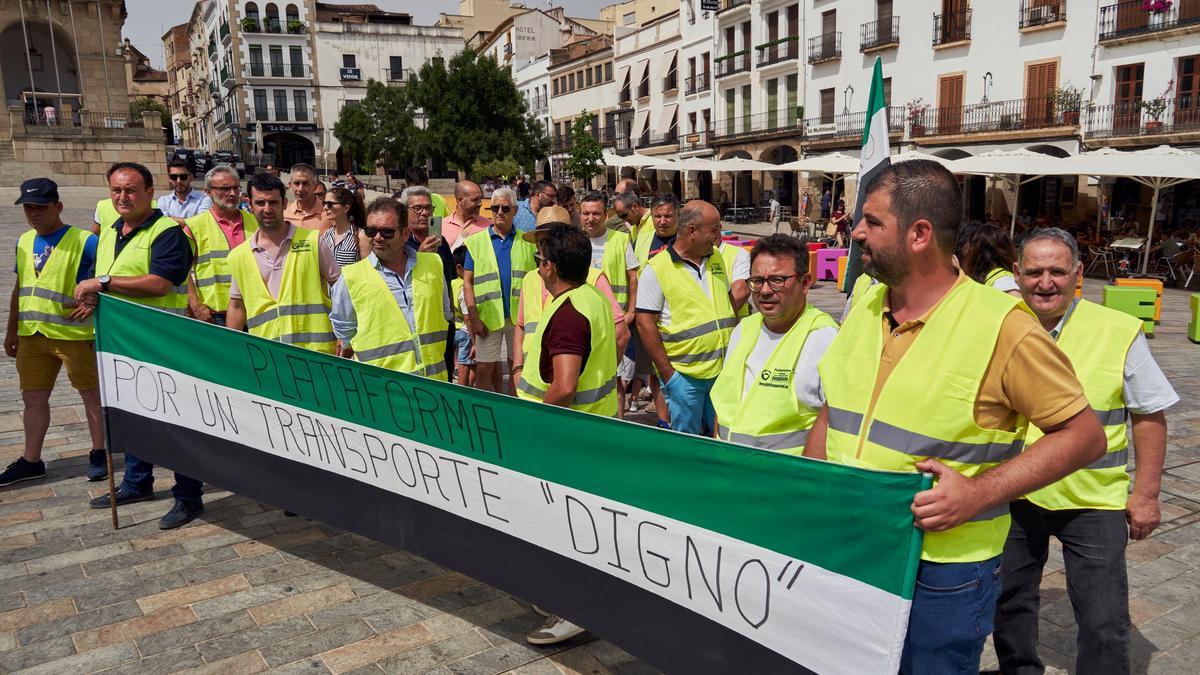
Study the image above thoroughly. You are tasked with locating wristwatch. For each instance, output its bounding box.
[98,275,111,292]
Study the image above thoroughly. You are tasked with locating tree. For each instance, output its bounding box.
[129,98,168,123]
[406,50,549,173]
[470,157,521,181]
[564,113,603,188]
[332,80,420,174]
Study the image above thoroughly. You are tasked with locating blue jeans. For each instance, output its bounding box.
[454,328,475,366]
[901,555,1002,675]
[121,453,203,505]
[659,371,715,436]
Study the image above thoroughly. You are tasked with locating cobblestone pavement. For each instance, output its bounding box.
[0,198,1196,673]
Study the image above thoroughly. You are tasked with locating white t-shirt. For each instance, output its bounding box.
[724,244,751,282]
[723,321,836,410]
[590,234,638,271]
[636,254,713,326]
[990,274,1020,294]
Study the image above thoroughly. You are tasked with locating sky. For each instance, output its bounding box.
[125,0,611,69]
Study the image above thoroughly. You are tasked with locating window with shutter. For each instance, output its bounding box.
[937,74,963,134]
[1177,56,1200,129]
[1025,61,1057,127]
[1114,63,1144,133]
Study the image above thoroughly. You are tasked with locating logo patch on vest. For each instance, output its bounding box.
[290,240,313,253]
[758,368,792,389]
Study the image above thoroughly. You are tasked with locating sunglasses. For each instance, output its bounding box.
[364,227,400,239]
[322,201,345,208]
[168,174,191,181]
[534,253,544,265]
[492,205,513,214]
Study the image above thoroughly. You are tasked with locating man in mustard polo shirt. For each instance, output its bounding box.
[805,160,1106,673]
[993,228,1177,675]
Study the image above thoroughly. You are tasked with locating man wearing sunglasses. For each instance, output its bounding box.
[156,159,211,225]
[710,235,836,456]
[463,186,536,393]
[514,180,557,233]
[184,166,259,327]
[330,198,452,379]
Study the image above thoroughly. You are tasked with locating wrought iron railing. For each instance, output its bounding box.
[861,16,900,50]
[933,8,972,45]
[1098,0,1200,40]
[714,52,751,78]
[908,96,1079,137]
[807,33,841,63]
[684,73,711,95]
[756,36,800,67]
[1019,1,1066,28]
[802,106,907,143]
[1083,99,1200,138]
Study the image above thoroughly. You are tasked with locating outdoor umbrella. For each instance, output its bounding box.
[1059,145,1200,275]
[947,148,1074,238]
[775,152,860,217]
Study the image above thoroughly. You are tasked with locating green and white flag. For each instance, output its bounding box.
[96,296,928,674]
[843,57,891,296]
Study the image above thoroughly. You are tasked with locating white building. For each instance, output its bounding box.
[677,0,717,199]
[612,9,684,193]
[546,35,617,184]
[476,9,600,73]
[313,4,462,173]
[515,55,553,181]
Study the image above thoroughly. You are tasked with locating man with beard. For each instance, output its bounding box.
[185,166,258,326]
[804,160,1106,674]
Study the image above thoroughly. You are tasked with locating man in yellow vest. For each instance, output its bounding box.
[79,163,204,530]
[718,240,751,316]
[515,222,617,647]
[3,178,107,486]
[462,187,536,394]
[330,198,452,379]
[804,160,1107,673]
[625,193,679,424]
[185,166,258,326]
[92,196,118,235]
[710,234,836,455]
[993,228,1177,675]
[602,178,640,233]
[635,200,733,436]
[613,190,653,244]
[227,173,340,353]
[581,192,638,412]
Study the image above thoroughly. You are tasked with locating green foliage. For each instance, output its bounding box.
[332,80,419,173]
[564,113,603,184]
[129,98,168,123]
[405,50,550,173]
[471,157,521,180]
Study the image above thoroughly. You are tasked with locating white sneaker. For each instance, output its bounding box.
[526,615,586,645]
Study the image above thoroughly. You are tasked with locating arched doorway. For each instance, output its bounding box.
[760,144,799,211]
[1017,145,1073,220]
[263,132,315,169]
[721,150,753,208]
[0,21,82,121]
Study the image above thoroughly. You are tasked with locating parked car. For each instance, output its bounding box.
[194,151,212,176]
[169,148,198,176]
[212,151,246,178]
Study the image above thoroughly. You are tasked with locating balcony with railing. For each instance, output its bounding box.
[241,17,260,33]
[1019,1,1066,29]
[287,20,306,35]
[1084,99,1200,142]
[711,110,805,144]
[803,106,907,148]
[861,16,900,51]
[1098,1,1200,42]
[640,130,680,148]
[264,18,282,33]
[246,63,312,79]
[716,0,750,14]
[807,33,841,64]
[933,8,972,46]
[663,72,678,92]
[908,97,1080,140]
[386,68,415,83]
[756,36,800,67]
[714,51,751,79]
[219,21,230,42]
[685,73,711,95]
[220,66,232,84]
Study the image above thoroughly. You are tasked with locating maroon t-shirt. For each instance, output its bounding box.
[539,298,591,383]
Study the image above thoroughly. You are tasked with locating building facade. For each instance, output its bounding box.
[313,4,462,174]
[547,35,617,184]
[515,54,552,180]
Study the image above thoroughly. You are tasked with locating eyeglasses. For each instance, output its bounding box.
[492,205,513,214]
[410,204,433,212]
[168,174,191,181]
[364,227,400,239]
[209,185,239,193]
[323,201,344,208]
[747,274,799,292]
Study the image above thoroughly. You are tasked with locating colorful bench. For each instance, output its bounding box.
[1103,286,1156,337]
[816,248,848,281]
[1114,278,1163,323]
[837,256,849,291]
[1189,293,1200,344]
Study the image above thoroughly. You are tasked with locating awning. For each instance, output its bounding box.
[633,108,651,136]
[636,58,650,87]
[617,65,630,89]
[661,50,679,77]
[658,103,678,133]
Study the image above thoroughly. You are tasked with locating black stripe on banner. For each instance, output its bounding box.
[106,408,813,675]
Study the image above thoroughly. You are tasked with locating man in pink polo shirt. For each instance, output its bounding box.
[185,166,259,326]
[445,180,492,249]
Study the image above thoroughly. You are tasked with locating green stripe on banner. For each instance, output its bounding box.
[95,296,927,598]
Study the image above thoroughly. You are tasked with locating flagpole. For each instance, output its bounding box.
[841,57,891,302]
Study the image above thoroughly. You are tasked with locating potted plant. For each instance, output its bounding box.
[1144,0,1173,28]
[1138,80,1174,133]
[907,97,930,137]
[287,19,306,34]
[1048,85,1083,124]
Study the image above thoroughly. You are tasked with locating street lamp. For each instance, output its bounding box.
[843,84,854,114]
[982,72,993,103]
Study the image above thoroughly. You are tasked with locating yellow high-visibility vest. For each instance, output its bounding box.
[634,220,673,268]
[820,279,1028,563]
[15,227,94,341]
[1026,299,1142,510]
[227,227,335,353]
[516,283,618,417]
[710,305,837,455]
[594,229,633,307]
[647,250,736,379]
[519,267,602,358]
[187,209,259,312]
[719,242,750,319]
[450,277,464,324]
[984,267,1017,291]
[341,253,449,380]
[95,199,119,229]
[96,213,189,315]
[464,227,536,332]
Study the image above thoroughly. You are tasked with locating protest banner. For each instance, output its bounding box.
[95,295,929,674]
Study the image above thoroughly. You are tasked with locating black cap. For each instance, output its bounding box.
[14,178,59,206]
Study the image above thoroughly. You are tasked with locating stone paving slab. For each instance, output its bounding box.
[0,204,1195,672]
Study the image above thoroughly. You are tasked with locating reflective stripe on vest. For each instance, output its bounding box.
[516,284,618,417]
[596,230,632,307]
[648,251,735,379]
[719,243,750,319]
[1025,299,1142,511]
[710,306,837,456]
[95,213,189,314]
[464,228,536,332]
[520,268,601,358]
[342,253,448,380]
[187,209,258,312]
[228,227,335,354]
[819,278,1027,563]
